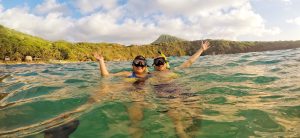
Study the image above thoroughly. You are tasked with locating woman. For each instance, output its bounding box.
[153,40,210,71]
[150,40,211,138]
[93,53,150,138]
[92,40,211,138]
[93,54,149,79]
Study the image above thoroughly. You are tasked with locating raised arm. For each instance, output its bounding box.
[177,41,210,69]
[93,52,110,76]
[93,52,131,77]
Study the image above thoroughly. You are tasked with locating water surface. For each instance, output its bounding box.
[0,48,300,137]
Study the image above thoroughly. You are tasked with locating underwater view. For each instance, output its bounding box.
[1,48,300,138]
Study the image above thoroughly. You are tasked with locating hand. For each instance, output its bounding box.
[93,52,104,61]
[200,40,211,51]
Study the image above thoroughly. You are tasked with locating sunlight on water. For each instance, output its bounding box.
[0,48,300,137]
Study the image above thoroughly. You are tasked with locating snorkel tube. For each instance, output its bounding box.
[158,50,170,69]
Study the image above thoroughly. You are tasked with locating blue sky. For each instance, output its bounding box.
[0,0,299,45]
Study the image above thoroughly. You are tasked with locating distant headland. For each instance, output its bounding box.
[1,24,300,63]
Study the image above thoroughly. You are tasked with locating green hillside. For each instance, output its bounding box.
[151,34,186,44]
[1,24,300,62]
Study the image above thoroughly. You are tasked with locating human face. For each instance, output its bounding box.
[132,65,146,74]
[154,63,167,71]
[132,58,147,74]
[132,59,146,66]
[153,57,167,71]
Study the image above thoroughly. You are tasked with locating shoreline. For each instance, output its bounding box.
[0,59,130,65]
[2,47,300,65]
[0,60,85,65]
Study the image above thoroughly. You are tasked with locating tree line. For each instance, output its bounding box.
[1,25,300,62]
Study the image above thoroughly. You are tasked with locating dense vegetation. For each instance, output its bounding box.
[1,24,300,62]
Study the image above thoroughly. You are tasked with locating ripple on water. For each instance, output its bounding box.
[191,73,249,83]
[42,69,65,76]
[87,62,97,67]
[269,68,281,72]
[71,102,131,138]
[0,96,88,132]
[191,73,279,84]
[248,60,281,65]
[259,95,285,102]
[237,109,284,132]
[263,87,282,92]
[241,54,253,58]
[207,97,227,104]
[236,59,250,63]
[64,79,89,84]
[227,85,253,90]
[290,87,300,92]
[1,48,299,137]
[142,108,176,138]
[4,82,26,93]
[73,102,176,138]
[5,86,62,103]
[253,76,279,84]
[196,87,249,96]
[74,100,177,137]
[110,68,131,73]
[5,64,31,69]
[64,68,79,71]
[225,63,239,67]
[0,93,8,101]
[169,62,182,68]
[278,106,300,118]
[16,72,39,76]
[203,109,221,116]
[192,119,257,137]
[260,95,285,99]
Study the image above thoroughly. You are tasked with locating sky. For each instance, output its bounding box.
[0,0,300,45]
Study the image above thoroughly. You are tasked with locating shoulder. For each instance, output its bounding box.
[167,71,179,78]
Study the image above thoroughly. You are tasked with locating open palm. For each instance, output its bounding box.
[201,41,211,51]
[93,52,104,61]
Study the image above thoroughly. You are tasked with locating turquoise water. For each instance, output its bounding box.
[0,48,300,137]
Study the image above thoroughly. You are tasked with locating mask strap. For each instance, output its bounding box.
[158,50,170,69]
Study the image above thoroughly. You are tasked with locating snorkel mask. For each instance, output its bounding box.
[132,55,148,67]
[154,51,170,69]
[132,59,147,67]
[153,57,166,66]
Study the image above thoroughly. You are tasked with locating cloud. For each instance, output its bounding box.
[287,17,300,26]
[125,0,247,17]
[266,0,292,5]
[0,0,280,45]
[196,3,280,38]
[70,10,158,44]
[0,7,73,41]
[156,0,248,16]
[74,0,119,14]
[123,1,279,40]
[281,0,292,5]
[34,0,69,15]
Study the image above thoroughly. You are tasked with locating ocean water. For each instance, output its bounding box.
[0,48,300,138]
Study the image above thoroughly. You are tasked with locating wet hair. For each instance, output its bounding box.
[132,55,149,73]
[134,55,146,61]
[132,55,148,66]
[153,57,166,66]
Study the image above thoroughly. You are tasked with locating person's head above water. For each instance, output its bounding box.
[153,56,168,71]
[94,40,210,77]
[132,55,148,74]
